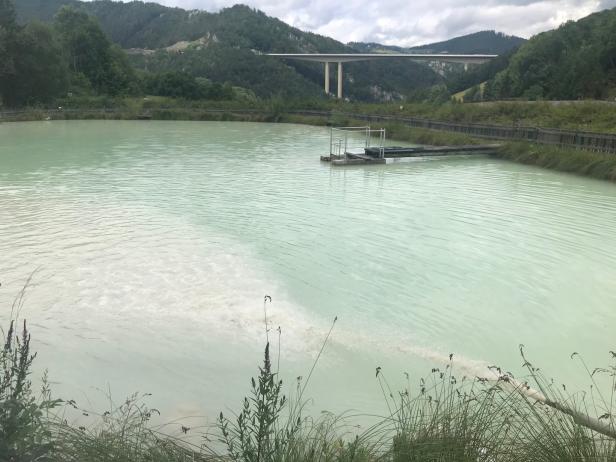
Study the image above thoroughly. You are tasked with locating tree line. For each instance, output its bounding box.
[448,7,616,102]
[4,0,615,107]
[12,0,445,103]
[0,0,235,108]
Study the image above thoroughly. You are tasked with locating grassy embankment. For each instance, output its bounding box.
[3,97,616,181]
[346,100,616,134]
[495,142,616,181]
[280,112,616,181]
[2,304,616,462]
[8,96,616,132]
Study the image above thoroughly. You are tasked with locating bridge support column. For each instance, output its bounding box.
[324,62,330,94]
[337,62,343,99]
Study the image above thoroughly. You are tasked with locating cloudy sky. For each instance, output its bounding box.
[146,0,615,46]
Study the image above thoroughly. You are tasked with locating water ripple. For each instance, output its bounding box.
[1,120,616,416]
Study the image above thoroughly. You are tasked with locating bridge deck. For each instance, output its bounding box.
[267,53,497,64]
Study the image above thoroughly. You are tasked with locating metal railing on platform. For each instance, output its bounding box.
[329,126,386,159]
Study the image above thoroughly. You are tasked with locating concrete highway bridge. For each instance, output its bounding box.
[267,53,497,99]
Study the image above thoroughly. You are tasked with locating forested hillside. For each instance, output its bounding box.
[450,7,616,101]
[18,0,344,51]
[409,31,525,54]
[6,0,616,105]
[1,1,135,106]
[350,31,525,96]
[0,0,242,107]
[445,48,518,96]
[14,0,441,101]
[484,7,616,100]
[349,31,525,55]
[354,10,616,102]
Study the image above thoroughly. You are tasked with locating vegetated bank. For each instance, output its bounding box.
[3,97,616,182]
[252,100,616,182]
[494,142,616,181]
[2,310,616,462]
[7,96,616,133]
[362,120,616,182]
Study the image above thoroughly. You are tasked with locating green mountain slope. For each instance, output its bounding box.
[349,31,525,55]
[347,42,405,53]
[486,7,616,100]
[409,31,525,54]
[15,0,441,100]
[445,48,519,95]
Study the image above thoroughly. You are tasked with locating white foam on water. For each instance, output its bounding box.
[0,196,332,357]
[1,193,506,409]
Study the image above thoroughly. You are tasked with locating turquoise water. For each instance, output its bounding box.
[1,120,616,425]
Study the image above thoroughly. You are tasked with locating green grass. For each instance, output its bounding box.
[46,393,212,462]
[345,100,616,134]
[6,96,616,133]
[279,114,480,146]
[496,142,616,181]
[373,122,480,146]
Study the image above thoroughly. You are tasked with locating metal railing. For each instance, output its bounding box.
[329,126,386,159]
[334,112,616,154]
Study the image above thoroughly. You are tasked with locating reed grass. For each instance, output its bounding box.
[496,142,616,181]
[46,392,213,462]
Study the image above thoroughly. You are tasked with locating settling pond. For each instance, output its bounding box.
[1,120,616,425]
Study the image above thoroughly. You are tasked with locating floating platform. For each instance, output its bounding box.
[321,144,501,166]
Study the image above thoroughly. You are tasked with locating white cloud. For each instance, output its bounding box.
[101,0,611,45]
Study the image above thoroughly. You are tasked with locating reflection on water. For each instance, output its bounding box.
[1,120,616,421]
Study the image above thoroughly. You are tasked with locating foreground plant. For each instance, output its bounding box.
[48,392,211,462]
[216,299,375,462]
[1,289,615,462]
[375,359,519,461]
[0,319,60,461]
[218,342,381,462]
[219,342,300,461]
[508,347,616,462]
[375,346,616,462]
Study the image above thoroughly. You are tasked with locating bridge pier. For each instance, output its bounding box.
[324,62,330,94]
[325,61,343,99]
[337,62,343,99]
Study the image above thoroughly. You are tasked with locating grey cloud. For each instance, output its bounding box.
[598,0,616,8]
[132,0,610,44]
